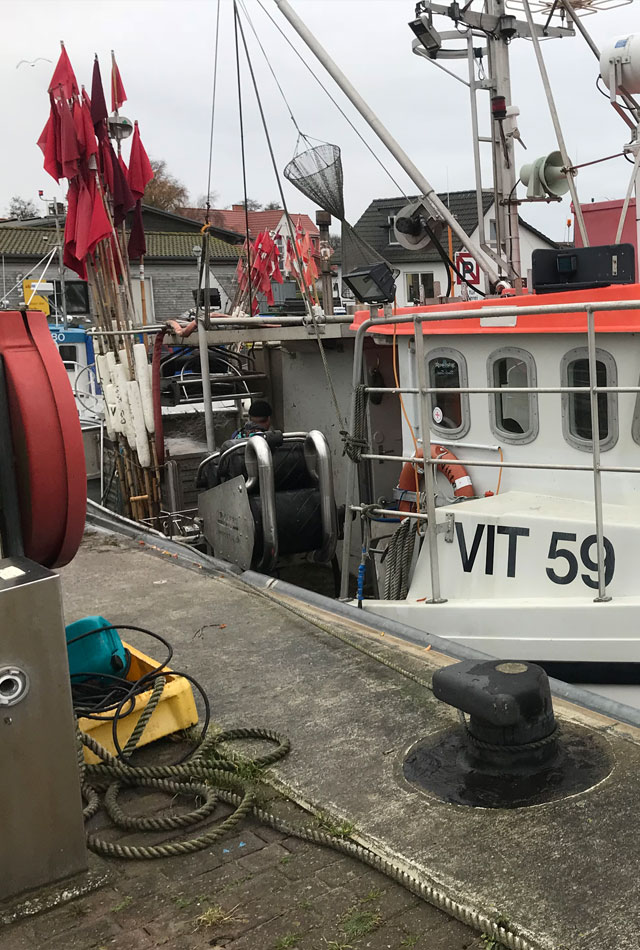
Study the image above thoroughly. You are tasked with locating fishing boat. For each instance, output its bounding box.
[180,0,640,704]
[23,1,640,700]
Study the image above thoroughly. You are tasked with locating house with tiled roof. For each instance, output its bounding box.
[180,206,320,253]
[0,224,242,323]
[346,190,557,306]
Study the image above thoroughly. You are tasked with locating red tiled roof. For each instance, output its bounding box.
[180,207,319,239]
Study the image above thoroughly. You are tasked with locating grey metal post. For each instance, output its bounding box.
[467,36,490,294]
[316,210,334,315]
[413,318,445,604]
[521,0,589,247]
[487,0,521,281]
[273,0,504,289]
[339,321,370,599]
[52,200,68,328]
[198,232,216,452]
[586,306,610,603]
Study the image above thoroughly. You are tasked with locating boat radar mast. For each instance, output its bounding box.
[411,1,575,289]
[273,0,509,293]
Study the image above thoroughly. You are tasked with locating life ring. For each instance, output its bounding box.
[397,445,474,512]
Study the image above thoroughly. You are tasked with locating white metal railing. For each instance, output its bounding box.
[340,296,640,604]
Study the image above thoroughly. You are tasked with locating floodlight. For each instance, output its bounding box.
[409,15,442,57]
[342,262,396,305]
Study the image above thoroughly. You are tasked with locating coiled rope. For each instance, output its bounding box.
[75,590,550,950]
[382,518,416,600]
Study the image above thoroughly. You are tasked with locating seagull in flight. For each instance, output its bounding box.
[16,58,52,69]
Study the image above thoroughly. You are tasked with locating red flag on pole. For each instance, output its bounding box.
[110,51,127,112]
[79,90,98,160]
[58,98,79,180]
[63,180,87,279]
[107,142,135,226]
[48,44,78,100]
[128,121,153,201]
[128,200,146,259]
[90,57,108,133]
[37,105,61,182]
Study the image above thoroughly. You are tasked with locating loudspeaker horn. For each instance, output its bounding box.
[520,150,572,200]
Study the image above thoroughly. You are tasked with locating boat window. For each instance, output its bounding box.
[487,348,538,445]
[406,272,435,305]
[52,280,90,315]
[427,347,470,439]
[58,344,78,370]
[561,347,618,452]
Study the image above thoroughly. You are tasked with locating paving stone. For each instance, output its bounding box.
[279,846,342,880]
[252,823,288,845]
[43,915,123,949]
[0,923,39,950]
[230,841,292,873]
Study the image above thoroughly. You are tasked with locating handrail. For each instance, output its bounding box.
[340,296,640,602]
[304,430,338,563]
[245,437,278,573]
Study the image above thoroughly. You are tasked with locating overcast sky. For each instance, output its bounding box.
[0,0,637,242]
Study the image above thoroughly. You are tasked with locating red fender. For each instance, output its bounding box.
[0,311,86,567]
[398,445,474,512]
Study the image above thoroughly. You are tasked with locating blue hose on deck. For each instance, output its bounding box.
[357,554,366,609]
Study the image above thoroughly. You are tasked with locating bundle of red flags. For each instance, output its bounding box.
[236,230,284,314]
[283,219,319,291]
[37,45,153,278]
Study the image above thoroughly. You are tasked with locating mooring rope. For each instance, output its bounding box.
[75,588,551,950]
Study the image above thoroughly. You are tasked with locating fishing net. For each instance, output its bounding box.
[284,137,396,296]
[341,221,387,273]
[284,141,345,221]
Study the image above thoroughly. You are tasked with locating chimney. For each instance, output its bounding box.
[231,204,244,212]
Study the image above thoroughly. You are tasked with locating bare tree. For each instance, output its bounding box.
[263,200,282,211]
[196,191,220,208]
[145,159,190,211]
[7,196,38,219]
[235,198,262,211]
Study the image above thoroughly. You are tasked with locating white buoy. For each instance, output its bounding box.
[133,343,155,433]
[105,351,117,384]
[127,381,151,468]
[95,354,112,388]
[114,363,136,447]
[103,383,118,440]
[118,350,131,381]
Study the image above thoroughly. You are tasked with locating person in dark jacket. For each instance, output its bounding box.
[233,399,272,439]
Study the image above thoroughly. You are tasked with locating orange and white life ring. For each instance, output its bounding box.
[397,445,474,512]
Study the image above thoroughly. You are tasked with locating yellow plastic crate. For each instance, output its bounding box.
[78,642,199,764]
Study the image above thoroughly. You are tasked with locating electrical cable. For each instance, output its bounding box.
[234,1,346,431]
[253,0,408,199]
[205,0,222,224]
[234,4,255,318]
[236,0,305,139]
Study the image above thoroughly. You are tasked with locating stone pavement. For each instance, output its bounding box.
[0,787,480,950]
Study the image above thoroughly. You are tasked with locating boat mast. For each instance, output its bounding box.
[413,2,574,286]
[485,0,521,282]
[273,0,506,289]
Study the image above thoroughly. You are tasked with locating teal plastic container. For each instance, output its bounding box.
[65,615,129,680]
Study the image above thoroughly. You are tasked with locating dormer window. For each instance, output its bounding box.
[388,216,399,246]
